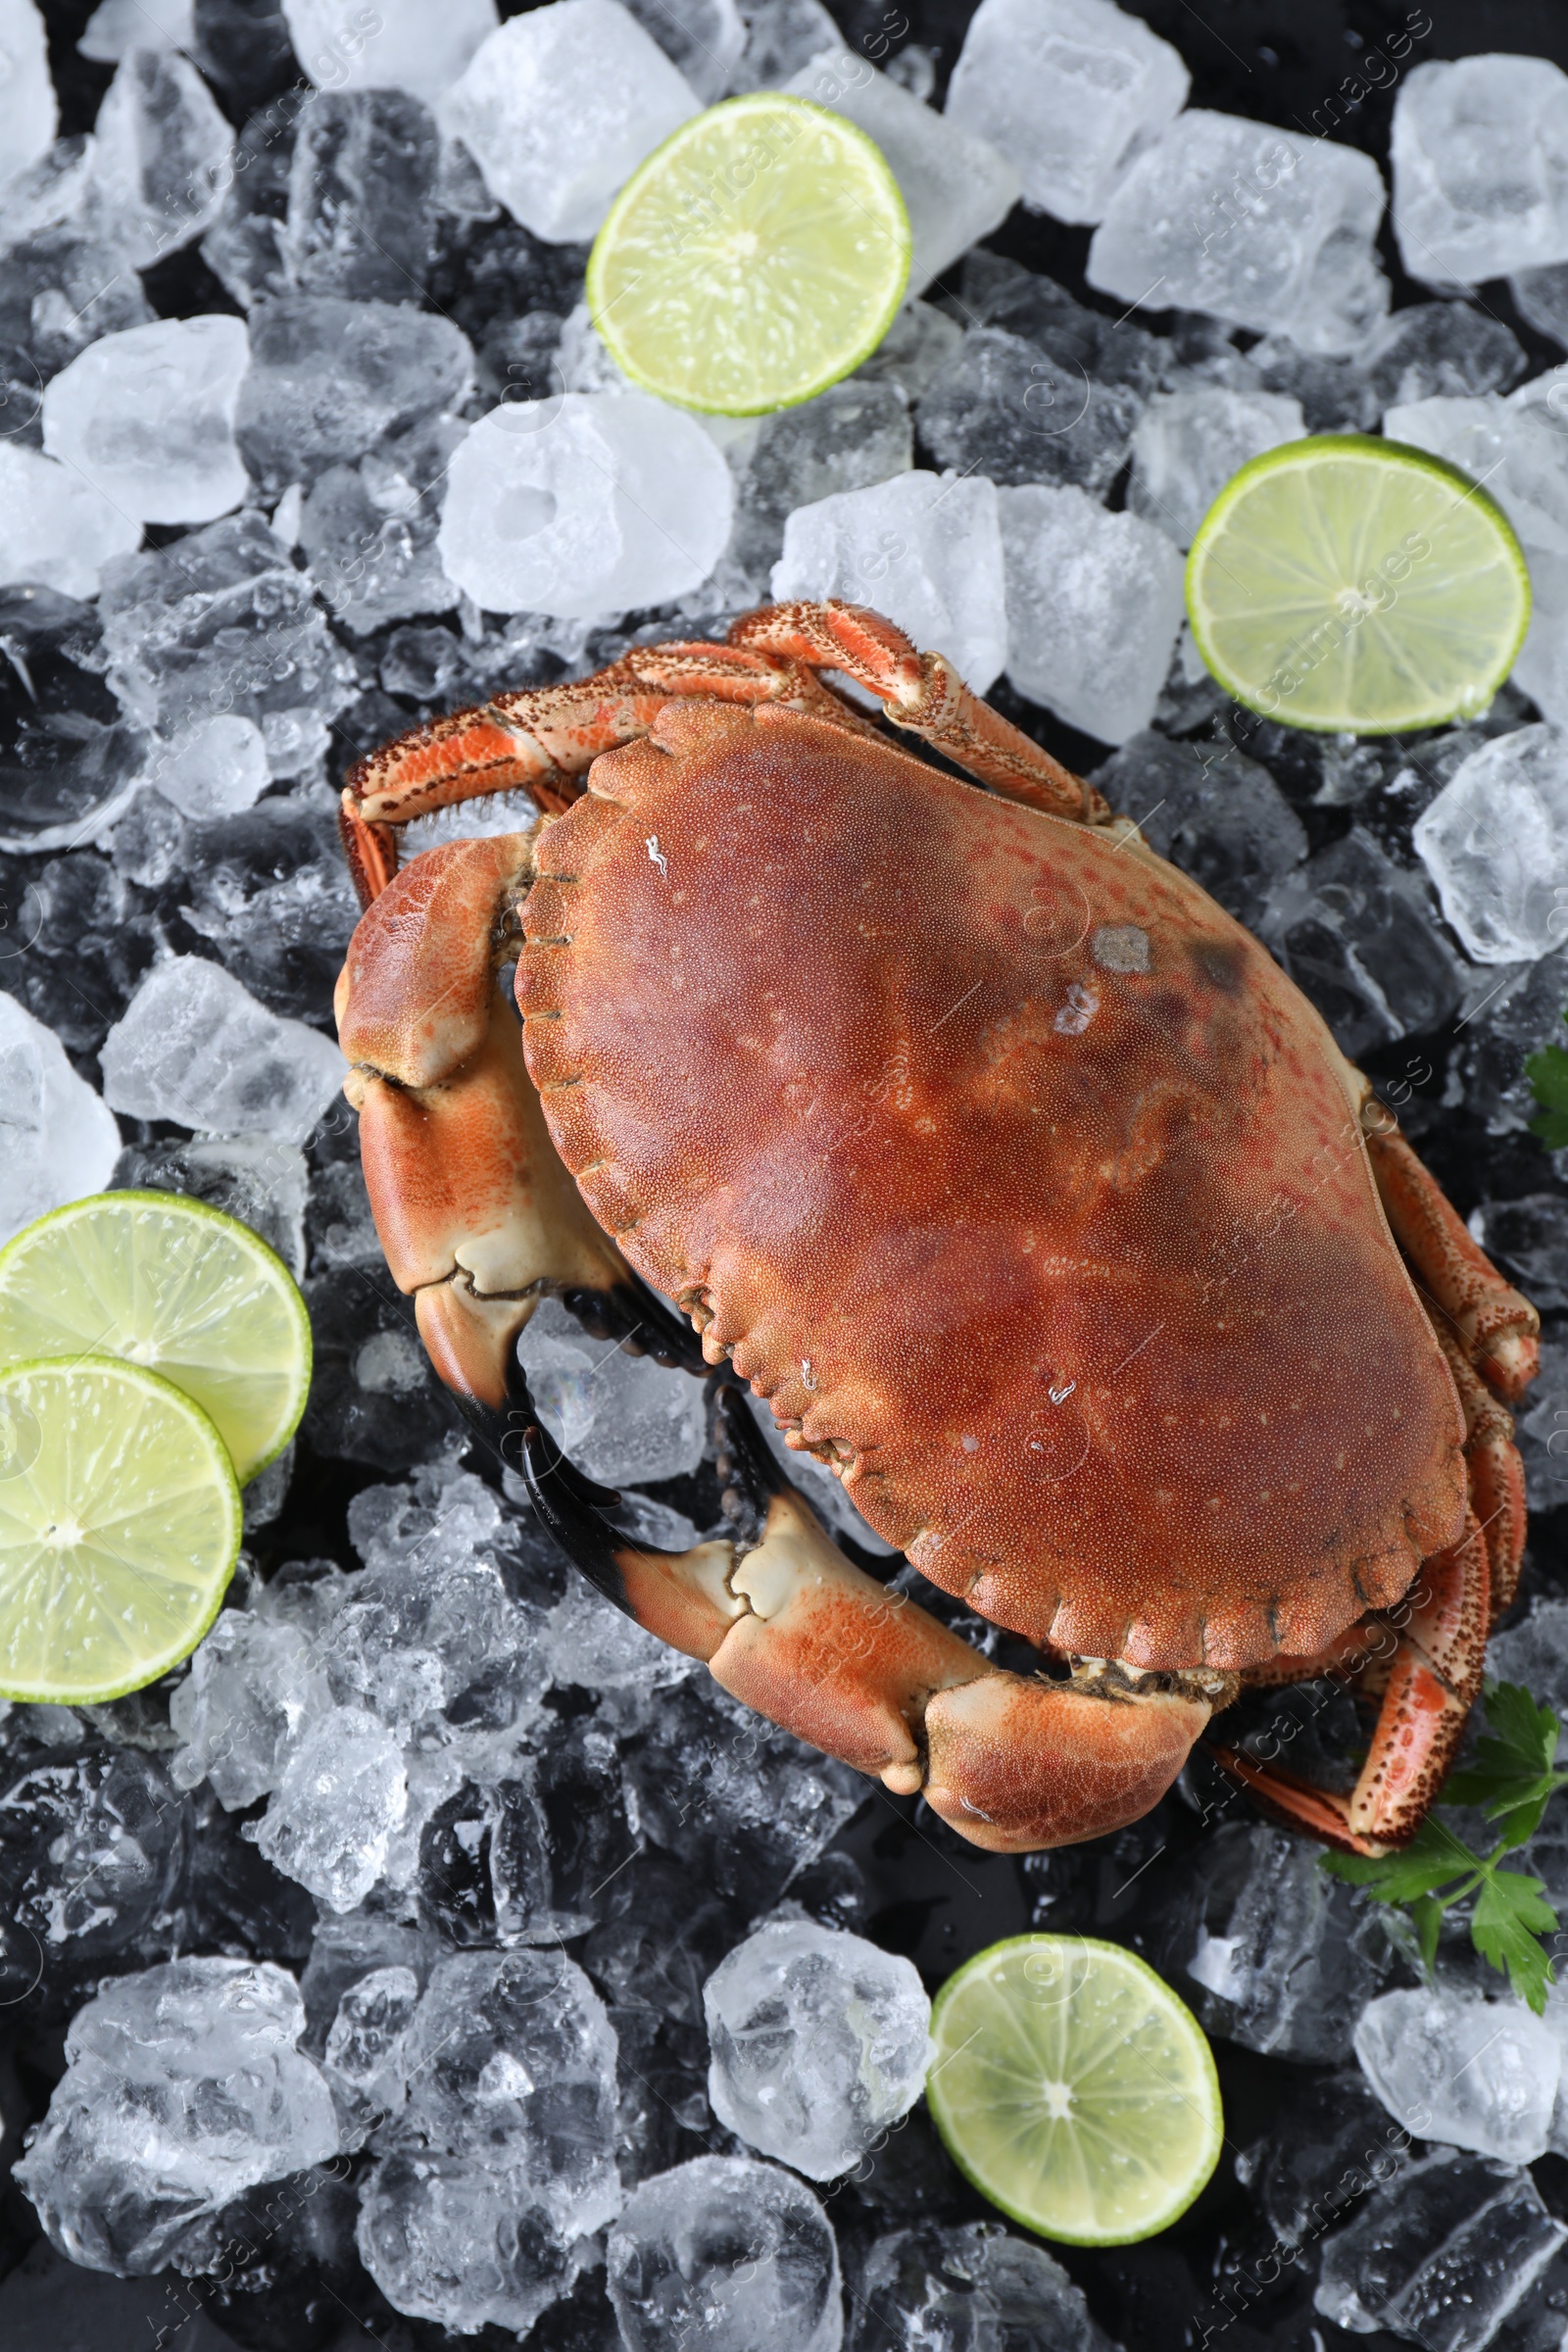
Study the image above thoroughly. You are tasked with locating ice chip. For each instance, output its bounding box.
[440,395,733,617]
[358,2149,589,2332]
[945,0,1188,224]
[1355,1987,1559,2164]
[704,1918,932,2180]
[236,294,474,494]
[323,1964,418,2117]
[282,0,499,103]
[1392,56,1568,287]
[1181,1824,1395,2062]
[43,316,251,526]
[170,1606,336,1809]
[1263,828,1463,1059]
[1088,111,1389,355]
[727,379,911,585]
[440,1,702,244]
[730,0,839,91]
[1363,301,1525,411]
[853,2222,1112,2352]
[101,956,347,1144]
[79,0,194,60]
[282,87,442,302]
[91,47,233,266]
[0,995,121,1247]
[1512,262,1568,352]
[251,1704,409,1912]
[0,1,57,190]
[1315,2149,1566,2346]
[15,1957,340,2276]
[1000,482,1185,745]
[772,468,1007,694]
[1128,385,1305,548]
[916,324,1145,499]
[517,1295,708,1483]
[607,2154,843,2352]
[1413,724,1568,965]
[1091,732,1307,929]
[623,0,744,102]
[785,50,1019,294]
[0,442,141,599]
[148,713,271,821]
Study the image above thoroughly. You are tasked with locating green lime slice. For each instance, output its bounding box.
[587,94,911,416]
[926,1935,1223,2246]
[1185,434,1532,735]
[0,1193,311,1486]
[0,1355,240,1702]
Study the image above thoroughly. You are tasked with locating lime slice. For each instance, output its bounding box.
[0,1193,311,1486]
[1185,434,1531,735]
[588,94,911,416]
[0,1355,240,1702]
[926,1935,1223,2245]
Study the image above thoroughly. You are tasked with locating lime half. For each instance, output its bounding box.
[0,1356,240,1702]
[588,94,911,415]
[926,1935,1223,2245]
[0,1192,311,1486]
[1185,434,1531,734]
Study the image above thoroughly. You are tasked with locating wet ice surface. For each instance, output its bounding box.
[607,2155,843,2352]
[1355,1987,1561,2165]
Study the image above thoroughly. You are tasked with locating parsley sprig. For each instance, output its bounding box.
[1526,1012,1568,1148]
[1322,1683,1568,2012]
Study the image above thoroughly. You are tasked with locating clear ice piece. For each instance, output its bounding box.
[1315,2150,1567,2349]
[1511,262,1568,351]
[1413,723,1568,965]
[703,1918,932,2180]
[357,2148,591,2333]
[90,47,233,267]
[1363,301,1525,411]
[0,442,141,600]
[1128,385,1304,548]
[729,0,838,91]
[1088,111,1389,354]
[0,0,56,188]
[251,1704,409,1913]
[0,994,121,1247]
[1391,56,1568,288]
[439,0,701,243]
[622,0,744,103]
[42,316,251,526]
[854,299,963,399]
[1489,1599,1568,1737]
[100,955,348,1144]
[323,1964,418,2119]
[302,453,460,635]
[78,0,193,60]
[785,50,1019,294]
[944,0,1188,224]
[1183,1823,1394,2062]
[1355,1987,1560,2165]
[169,1606,335,1809]
[607,2154,843,2352]
[440,393,733,618]
[726,378,911,587]
[281,87,441,302]
[516,1295,708,1484]
[772,467,1007,694]
[14,1956,340,2276]
[1090,731,1307,928]
[852,2221,1111,2351]
[1261,826,1464,1059]
[148,713,271,820]
[916,325,1145,499]
[282,0,499,104]
[999,481,1185,744]
[235,293,474,494]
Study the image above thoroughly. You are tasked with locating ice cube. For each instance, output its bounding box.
[358,2148,590,2332]
[440,1,701,244]
[1234,2067,1421,2254]
[440,393,733,618]
[1088,112,1390,355]
[729,0,838,91]
[1262,827,1465,1059]
[607,2155,843,2352]
[170,1604,335,1808]
[235,293,473,492]
[172,793,363,1020]
[516,1294,708,1483]
[147,713,271,821]
[90,48,233,267]
[1392,57,1568,288]
[772,467,1007,694]
[198,99,295,309]
[622,0,744,103]
[999,482,1185,744]
[1364,301,1526,411]
[1512,264,1568,351]
[0,1747,191,2001]
[916,325,1145,499]
[545,1570,699,1690]
[0,1,56,189]
[854,299,962,399]
[944,0,1188,225]
[322,1963,419,2123]
[785,50,1019,294]
[302,451,460,635]
[250,1704,409,1913]
[0,994,121,1246]
[281,88,441,302]
[703,1918,931,2181]
[42,316,251,526]
[1182,1823,1394,2062]
[100,956,347,1144]
[1413,724,1568,965]
[15,1957,340,2276]
[1315,2150,1566,2348]
[1128,385,1304,548]
[78,0,193,60]
[853,2222,1111,2352]
[1356,1987,1559,2165]
[282,0,499,104]
[0,443,141,601]
[726,379,910,587]
[1091,731,1307,928]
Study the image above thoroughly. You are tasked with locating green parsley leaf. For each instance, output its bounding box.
[1471,1867,1559,2013]
[1527,1015,1568,1143]
[1322,1816,1479,1904]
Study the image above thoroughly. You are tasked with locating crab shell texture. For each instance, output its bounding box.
[515,695,1464,1675]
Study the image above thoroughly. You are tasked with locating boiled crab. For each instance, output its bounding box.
[333,600,1539,1856]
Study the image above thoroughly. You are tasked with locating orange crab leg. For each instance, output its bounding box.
[1366,1124,1539,1400]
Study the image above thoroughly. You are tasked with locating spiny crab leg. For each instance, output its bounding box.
[522,1382,1235,1852]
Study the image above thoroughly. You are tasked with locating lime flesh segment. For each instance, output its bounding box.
[0,1192,311,1486]
[588,94,912,416]
[926,1935,1224,2246]
[1185,434,1532,735]
[0,1355,240,1702]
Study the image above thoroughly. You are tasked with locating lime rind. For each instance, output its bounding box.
[0,1353,240,1704]
[926,1934,1224,2247]
[1185,433,1532,737]
[588,93,912,416]
[0,1191,313,1486]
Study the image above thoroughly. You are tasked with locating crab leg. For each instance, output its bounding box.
[1366,1123,1539,1399]
[522,1385,1233,1852]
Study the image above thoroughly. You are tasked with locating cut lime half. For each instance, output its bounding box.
[1185,434,1531,735]
[0,1355,240,1702]
[926,1935,1224,2246]
[0,1192,311,1486]
[588,94,911,415]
